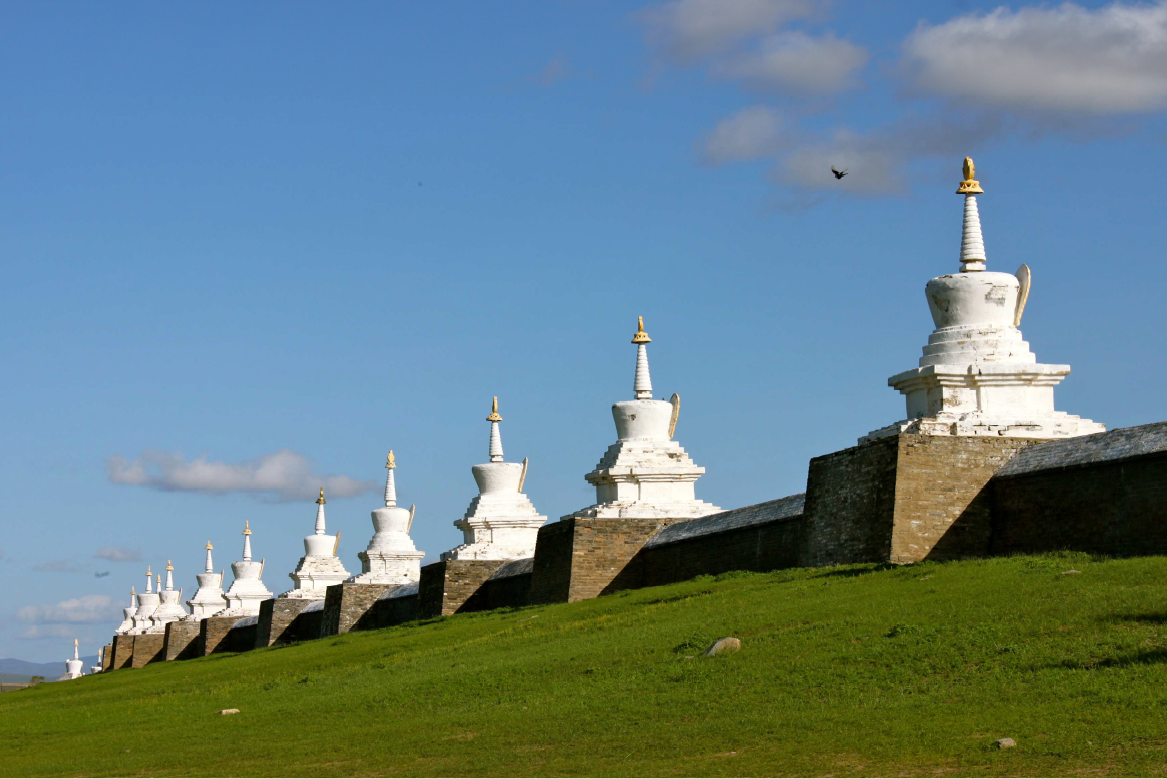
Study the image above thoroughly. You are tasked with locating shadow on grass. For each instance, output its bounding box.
[811,564,900,580]
[1056,649,1167,670]
[1112,612,1167,625]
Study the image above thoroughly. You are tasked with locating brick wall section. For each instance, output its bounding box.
[226,619,257,653]
[201,615,248,656]
[130,634,165,668]
[111,635,135,670]
[801,434,1039,566]
[417,560,509,617]
[633,495,805,587]
[991,422,1167,557]
[482,558,533,610]
[163,621,201,661]
[320,583,395,637]
[256,598,319,648]
[100,644,111,672]
[529,518,683,604]
[365,587,419,628]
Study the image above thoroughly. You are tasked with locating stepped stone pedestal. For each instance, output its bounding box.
[131,634,165,668]
[163,620,202,661]
[256,597,320,647]
[111,634,135,670]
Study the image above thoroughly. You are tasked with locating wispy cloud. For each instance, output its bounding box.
[531,52,571,86]
[902,2,1167,114]
[713,31,868,95]
[93,546,141,562]
[105,448,376,503]
[641,0,815,62]
[17,594,122,624]
[19,624,85,640]
[701,105,789,163]
[33,560,84,573]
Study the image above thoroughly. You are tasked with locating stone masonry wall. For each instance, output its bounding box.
[131,634,165,668]
[528,521,575,605]
[320,583,394,637]
[100,644,111,672]
[991,422,1167,557]
[164,621,202,661]
[111,635,135,670]
[201,615,246,656]
[256,598,319,648]
[481,558,533,610]
[417,560,508,618]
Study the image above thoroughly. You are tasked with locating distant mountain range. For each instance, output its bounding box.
[0,656,100,680]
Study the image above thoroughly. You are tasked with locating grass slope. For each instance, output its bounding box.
[4,553,1167,777]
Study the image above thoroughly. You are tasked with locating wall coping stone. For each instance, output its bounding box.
[995,421,1167,479]
[488,557,533,580]
[376,581,419,601]
[642,494,805,550]
[301,600,325,613]
[232,615,259,628]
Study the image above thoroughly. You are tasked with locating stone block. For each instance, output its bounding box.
[417,559,508,617]
[163,620,202,661]
[529,517,680,604]
[319,582,394,637]
[256,597,319,648]
[111,634,135,670]
[100,643,112,672]
[130,633,165,668]
[200,615,252,656]
[801,433,1039,567]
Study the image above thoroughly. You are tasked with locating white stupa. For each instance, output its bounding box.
[442,398,547,561]
[864,157,1104,442]
[130,567,160,634]
[60,639,84,680]
[185,541,228,619]
[351,451,425,584]
[564,317,720,521]
[114,587,137,635]
[280,489,351,599]
[219,521,273,617]
[149,560,188,628]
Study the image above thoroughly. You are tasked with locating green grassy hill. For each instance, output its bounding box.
[4,553,1167,777]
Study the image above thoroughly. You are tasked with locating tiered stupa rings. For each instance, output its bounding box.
[281,488,350,598]
[351,451,425,584]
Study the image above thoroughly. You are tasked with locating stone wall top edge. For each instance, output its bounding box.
[995,420,1167,479]
[643,493,806,550]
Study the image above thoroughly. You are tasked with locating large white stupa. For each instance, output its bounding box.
[280,489,351,599]
[185,541,227,619]
[564,318,720,521]
[218,521,273,617]
[441,398,547,561]
[864,157,1104,443]
[351,451,425,584]
[114,588,137,635]
[150,561,188,628]
[60,639,84,680]
[130,567,160,634]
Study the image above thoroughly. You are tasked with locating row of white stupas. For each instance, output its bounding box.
[97,157,1102,649]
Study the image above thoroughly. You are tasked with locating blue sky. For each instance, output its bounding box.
[2,0,1165,662]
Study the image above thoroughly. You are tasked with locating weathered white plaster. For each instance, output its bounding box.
[218,522,273,617]
[442,399,547,561]
[281,489,351,599]
[60,639,84,680]
[351,452,425,584]
[564,318,720,521]
[129,567,160,634]
[864,160,1104,443]
[114,588,137,635]
[185,541,228,619]
[149,560,189,630]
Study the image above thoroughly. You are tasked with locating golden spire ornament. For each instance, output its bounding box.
[956,156,984,194]
[243,520,251,535]
[317,487,326,505]
[386,450,396,470]
[631,315,651,344]
[486,396,503,422]
[205,541,213,550]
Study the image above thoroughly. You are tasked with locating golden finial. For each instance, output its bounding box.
[956,155,984,194]
[243,520,252,536]
[631,315,651,344]
[74,639,78,647]
[486,396,503,422]
[205,541,213,550]
[146,565,152,576]
[317,487,326,505]
[131,586,136,595]
[166,560,173,571]
[386,450,396,470]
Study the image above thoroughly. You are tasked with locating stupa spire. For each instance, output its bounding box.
[315,488,327,535]
[204,541,214,573]
[242,520,253,561]
[164,560,174,591]
[144,566,153,594]
[73,638,79,661]
[632,316,653,399]
[487,397,504,463]
[130,586,137,607]
[156,574,162,594]
[956,156,986,272]
[384,451,397,507]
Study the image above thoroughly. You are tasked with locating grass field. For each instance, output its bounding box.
[4,552,1167,777]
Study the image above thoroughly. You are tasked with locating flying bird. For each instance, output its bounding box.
[831,166,848,180]
[95,571,110,578]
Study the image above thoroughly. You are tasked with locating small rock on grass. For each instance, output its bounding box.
[995,738,1017,749]
[1062,569,1081,575]
[703,637,741,657]
[218,709,240,716]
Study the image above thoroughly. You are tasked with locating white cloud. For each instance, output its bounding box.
[17,595,122,624]
[33,560,83,573]
[94,546,141,562]
[701,105,788,163]
[903,2,1167,113]
[105,448,375,503]
[19,625,82,640]
[641,0,815,62]
[714,32,868,94]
